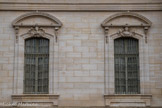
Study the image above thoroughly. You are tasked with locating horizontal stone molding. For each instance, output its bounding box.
[104,94,152,107]
[12,94,59,106]
[0,2,162,11]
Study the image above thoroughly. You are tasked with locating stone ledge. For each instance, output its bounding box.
[11,94,59,106]
[0,3,162,11]
[104,94,152,107]
[0,106,162,108]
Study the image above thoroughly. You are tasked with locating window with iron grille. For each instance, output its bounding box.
[114,37,140,94]
[24,37,49,94]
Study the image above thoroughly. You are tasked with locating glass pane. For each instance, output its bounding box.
[114,37,140,94]
[126,38,138,54]
[24,56,36,93]
[127,56,139,94]
[24,37,49,94]
[115,56,126,94]
[114,38,125,54]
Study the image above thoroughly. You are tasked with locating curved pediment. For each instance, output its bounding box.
[101,12,152,27]
[101,13,152,43]
[12,12,62,43]
[12,12,62,27]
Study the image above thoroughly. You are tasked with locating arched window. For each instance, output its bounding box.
[114,37,140,94]
[24,37,49,94]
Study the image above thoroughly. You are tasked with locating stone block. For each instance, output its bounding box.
[82,40,97,47]
[73,58,89,64]
[74,34,89,40]
[74,23,89,28]
[66,52,81,58]
[82,52,97,58]
[82,64,97,70]
[90,71,104,76]
[89,83,104,89]
[59,83,74,89]
[67,64,82,71]
[74,46,89,53]
[74,83,90,89]
[74,71,89,77]
[60,46,73,52]
[67,40,81,47]
[81,28,91,34]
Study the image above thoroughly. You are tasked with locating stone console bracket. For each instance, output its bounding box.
[104,94,152,107]
[12,94,59,106]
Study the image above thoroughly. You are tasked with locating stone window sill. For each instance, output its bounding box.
[12,94,59,106]
[104,94,152,107]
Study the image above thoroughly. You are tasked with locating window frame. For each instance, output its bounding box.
[114,37,140,94]
[12,12,62,106]
[102,12,152,107]
[24,37,50,94]
[12,30,59,94]
[104,32,150,95]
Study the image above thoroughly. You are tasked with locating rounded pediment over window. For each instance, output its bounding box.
[101,12,152,27]
[101,12,152,43]
[12,12,62,27]
[12,12,63,42]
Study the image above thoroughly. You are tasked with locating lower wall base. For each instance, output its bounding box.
[104,94,152,107]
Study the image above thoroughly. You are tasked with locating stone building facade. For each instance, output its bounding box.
[0,0,162,107]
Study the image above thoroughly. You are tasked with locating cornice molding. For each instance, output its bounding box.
[101,12,152,27]
[12,12,62,27]
[0,2,162,11]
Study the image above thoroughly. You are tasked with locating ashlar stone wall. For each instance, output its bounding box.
[0,10,162,107]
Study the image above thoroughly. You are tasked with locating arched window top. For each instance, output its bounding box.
[114,37,139,54]
[12,12,62,27]
[25,36,49,41]
[115,36,138,41]
[101,12,152,27]
[115,36,138,40]
[25,37,49,54]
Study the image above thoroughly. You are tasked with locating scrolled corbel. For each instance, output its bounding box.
[54,27,59,42]
[144,26,149,43]
[14,27,19,43]
[104,27,109,43]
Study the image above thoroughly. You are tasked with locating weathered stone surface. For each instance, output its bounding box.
[0,0,162,107]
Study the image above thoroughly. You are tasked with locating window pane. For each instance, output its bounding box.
[24,37,49,94]
[115,56,126,94]
[114,37,140,94]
